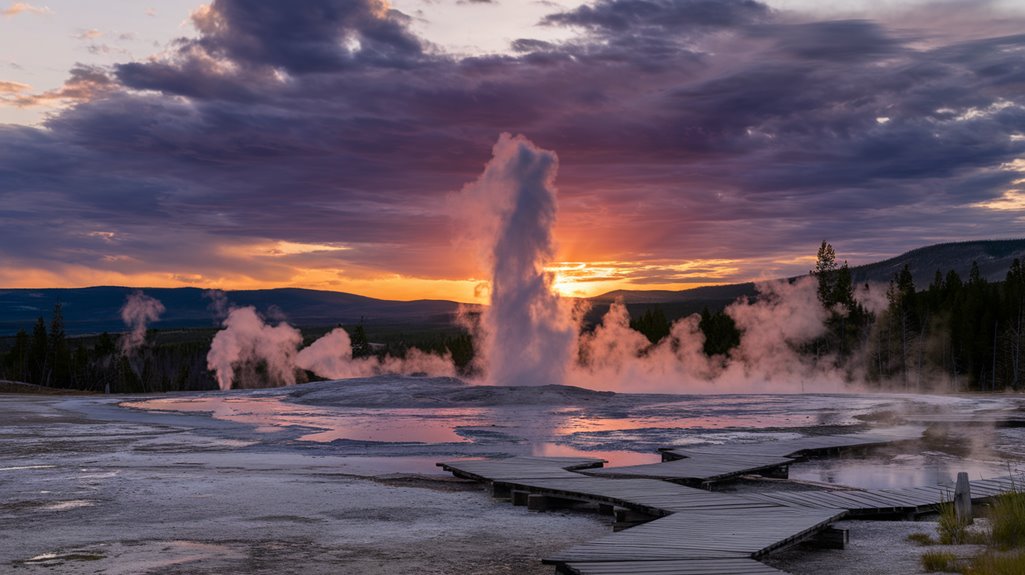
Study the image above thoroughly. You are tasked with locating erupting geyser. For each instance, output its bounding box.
[457,134,576,386]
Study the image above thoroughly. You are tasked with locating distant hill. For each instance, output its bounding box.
[3,239,1023,336]
[0,286,460,336]
[591,239,1025,305]
[590,283,757,305]
[847,239,1025,288]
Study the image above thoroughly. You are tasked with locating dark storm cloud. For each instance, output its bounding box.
[2,0,1025,289]
[761,19,904,62]
[541,0,770,32]
[192,0,422,73]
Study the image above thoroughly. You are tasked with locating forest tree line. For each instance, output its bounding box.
[0,313,476,393]
[811,241,1025,390]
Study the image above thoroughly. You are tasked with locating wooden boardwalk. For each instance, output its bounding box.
[583,452,795,484]
[438,456,845,574]
[559,558,789,575]
[490,476,780,515]
[437,426,1018,575]
[742,476,1021,516]
[544,507,844,562]
[437,456,605,481]
[585,426,925,485]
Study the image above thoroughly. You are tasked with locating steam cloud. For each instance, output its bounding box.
[456,134,577,386]
[119,291,165,355]
[207,306,303,391]
[207,308,454,391]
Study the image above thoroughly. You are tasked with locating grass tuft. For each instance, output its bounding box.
[989,490,1025,550]
[921,550,960,573]
[963,550,1025,575]
[940,500,971,545]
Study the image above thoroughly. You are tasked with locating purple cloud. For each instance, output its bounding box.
[1,0,1024,293]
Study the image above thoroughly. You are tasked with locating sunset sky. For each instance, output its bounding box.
[2,0,1024,302]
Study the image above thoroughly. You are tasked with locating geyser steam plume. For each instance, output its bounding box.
[457,134,576,386]
[119,291,165,355]
[206,304,455,391]
[207,306,302,391]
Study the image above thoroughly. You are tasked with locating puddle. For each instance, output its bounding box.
[124,397,480,444]
[790,454,1024,489]
[0,465,56,471]
[529,443,662,467]
[24,551,105,564]
[41,500,96,511]
[19,541,245,574]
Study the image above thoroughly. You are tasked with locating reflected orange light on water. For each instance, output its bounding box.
[123,397,487,444]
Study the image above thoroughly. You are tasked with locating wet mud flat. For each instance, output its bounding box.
[0,394,607,574]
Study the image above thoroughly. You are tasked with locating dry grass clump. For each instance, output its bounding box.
[989,491,1025,550]
[940,501,971,545]
[962,551,1025,575]
[921,550,960,573]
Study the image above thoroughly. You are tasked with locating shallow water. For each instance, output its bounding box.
[790,453,1023,489]
[124,382,1024,484]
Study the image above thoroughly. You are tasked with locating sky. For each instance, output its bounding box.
[1,0,1024,302]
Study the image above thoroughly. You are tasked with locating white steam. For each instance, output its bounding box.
[119,291,165,355]
[207,306,303,391]
[294,328,454,379]
[207,309,454,391]
[456,133,576,386]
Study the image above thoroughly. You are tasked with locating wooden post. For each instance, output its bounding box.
[810,526,849,549]
[490,483,511,499]
[527,494,550,511]
[955,471,973,525]
[511,490,529,506]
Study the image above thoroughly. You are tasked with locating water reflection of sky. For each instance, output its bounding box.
[790,453,1024,489]
[125,393,887,447]
[123,391,1024,483]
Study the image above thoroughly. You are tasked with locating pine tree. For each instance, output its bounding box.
[46,303,70,387]
[28,317,47,385]
[1004,259,1025,388]
[630,307,671,344]
[4,329,30,382]
[699,307,740,357]
[350,320,371,358]
[886,265,917,388]
[813,241,839,307]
